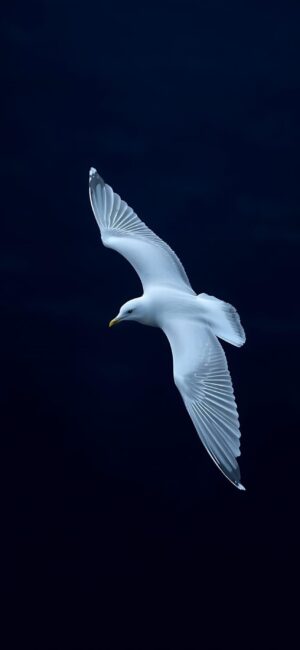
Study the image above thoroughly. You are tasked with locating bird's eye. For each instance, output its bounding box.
[127,309,133,314]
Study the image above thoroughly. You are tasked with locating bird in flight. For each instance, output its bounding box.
[89,168,246,490]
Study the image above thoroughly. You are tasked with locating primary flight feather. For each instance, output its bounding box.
[89,167,246,490]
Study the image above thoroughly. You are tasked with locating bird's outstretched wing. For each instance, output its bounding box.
[163,318,245,490]
[89,168,194,294]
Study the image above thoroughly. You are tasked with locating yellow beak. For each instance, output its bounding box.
[109,318,119,328]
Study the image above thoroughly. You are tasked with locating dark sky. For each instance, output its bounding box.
[3,1,299,648]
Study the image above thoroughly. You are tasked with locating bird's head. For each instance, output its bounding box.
[109,297,149,328]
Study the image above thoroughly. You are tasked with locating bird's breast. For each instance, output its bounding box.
[145,288,199,329]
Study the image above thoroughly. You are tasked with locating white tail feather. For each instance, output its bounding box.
[198,293,246,347]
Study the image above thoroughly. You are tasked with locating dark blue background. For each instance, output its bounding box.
[3,1,299,647]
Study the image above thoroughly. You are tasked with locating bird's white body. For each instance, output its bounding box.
[121,288,198,327]
[89,167,246,490]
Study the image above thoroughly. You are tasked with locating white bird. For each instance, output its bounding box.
[89,167,246,490]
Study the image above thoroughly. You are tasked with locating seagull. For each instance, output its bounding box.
[89,167,246,490]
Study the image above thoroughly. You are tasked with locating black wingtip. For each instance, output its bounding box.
[89,167,105,189]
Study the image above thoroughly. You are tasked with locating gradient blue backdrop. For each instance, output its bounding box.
[3,1,299,648]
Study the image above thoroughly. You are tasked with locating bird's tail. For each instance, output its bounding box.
[197,293,246,347]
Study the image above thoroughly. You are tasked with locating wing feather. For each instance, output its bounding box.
[89,168,194,294]
[163,320,245,490]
